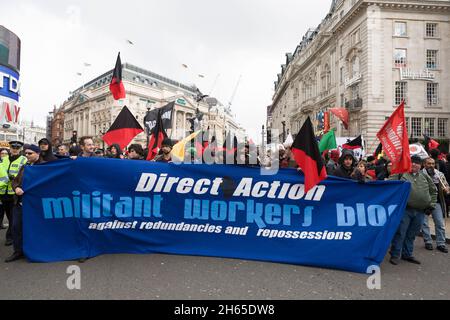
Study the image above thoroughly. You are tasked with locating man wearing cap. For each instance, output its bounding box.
[389,155,437,265]
[38,138,58,162]
[5,144,45,262]
[153,138,173,163]
[0,141,27,246]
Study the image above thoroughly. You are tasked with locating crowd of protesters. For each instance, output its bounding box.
[0,135,448,264]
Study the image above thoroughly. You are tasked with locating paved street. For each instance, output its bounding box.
[0,228,448,300]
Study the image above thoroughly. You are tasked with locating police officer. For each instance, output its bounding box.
[0,141,27,246]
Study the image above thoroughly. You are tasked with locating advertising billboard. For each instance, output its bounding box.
[0,26,21,127]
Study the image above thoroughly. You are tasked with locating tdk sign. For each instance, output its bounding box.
[0,65,20,102]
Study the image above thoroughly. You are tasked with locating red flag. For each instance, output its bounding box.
[423,134,440,151]
[376,101,411,174]
[324,111,330,133]
[109,52,126,100]
[146,109,168,160]
[102,106,144,150]
[291,117,327,193]
[329,108,349,130]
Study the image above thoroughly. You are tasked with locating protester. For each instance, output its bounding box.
[375,157,390,180]
[333,149,356,179]
[429,149,447,177]
[153,139,173,162]
[351,161,372,183]
[71,136,96,159]
[69,144,82,157]
[421,157,448,253]
[127,144,145,160]
[109,144,124,159]
[38,138,58,162]
[5,144,45,262]
[56,145,69,157]
[326,150,339,175]
[0,141,27,246]
[389,155,437,265]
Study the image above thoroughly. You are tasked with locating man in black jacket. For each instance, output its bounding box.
[5,144,45,262]
[38,138,58,162]
[333,149,356,179]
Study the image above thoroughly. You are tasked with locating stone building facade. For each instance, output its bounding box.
[271,0,450,151]
[60,63,243,148]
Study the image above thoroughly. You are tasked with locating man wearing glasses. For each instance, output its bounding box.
[5,144,44,262]
[0,141,27,247]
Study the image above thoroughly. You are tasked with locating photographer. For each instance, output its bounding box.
[422,157,448,253]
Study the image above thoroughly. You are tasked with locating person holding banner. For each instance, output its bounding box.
[5,145,45,262]
[71,137,96,159]
[333,149,356,179]
[389,155,437,265]
[153,139,173,163]
[127,144,145,160]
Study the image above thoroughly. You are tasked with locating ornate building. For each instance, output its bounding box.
[60,63,244,148]
[271,0,450,151]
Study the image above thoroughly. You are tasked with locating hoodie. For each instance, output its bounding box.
[333,149,356,178]
[38,138,58,162]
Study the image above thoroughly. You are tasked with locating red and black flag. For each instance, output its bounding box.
[373,143,383,158]
[109,52,126,100]
[343,135,363,150]
[222,132,238,164]
[102,106,144,150]
[291,117,327,193]
[146,109,168,160]
[423,134,440,152]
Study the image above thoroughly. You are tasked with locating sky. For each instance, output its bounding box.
[2,0,332,140]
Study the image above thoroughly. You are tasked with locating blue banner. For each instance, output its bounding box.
[23,158,411,273]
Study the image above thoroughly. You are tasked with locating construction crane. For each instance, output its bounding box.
[226,75,242,113]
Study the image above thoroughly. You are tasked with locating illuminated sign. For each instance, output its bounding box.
[0,64,20,125]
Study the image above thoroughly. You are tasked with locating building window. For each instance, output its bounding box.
[426,50,438,69]
[340,67,344,84]
[394,49,407,68]
[340,44,344,58]
[394,22,407,37]
[411,118,422,137]
[438,119,448,137]
[395,81,407,105]
[424,118,435,136]
[351,56,360,76]
[427,83,439,106]
[351,29,360,46]
[405,117,410,134]
[351,84,360,100]
[426,23,438,38]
